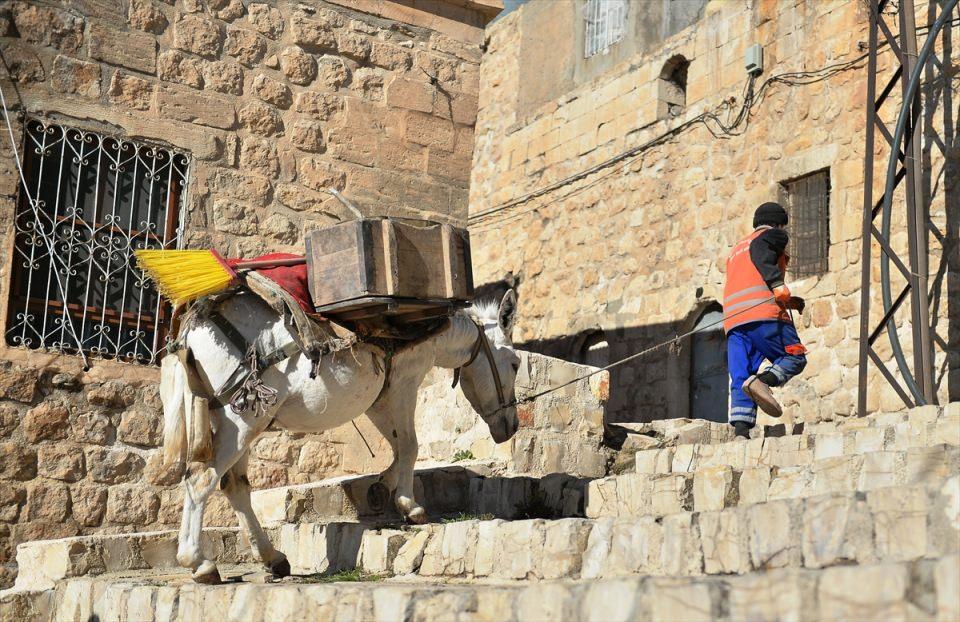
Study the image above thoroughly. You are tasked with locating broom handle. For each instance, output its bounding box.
[232,256,306,270]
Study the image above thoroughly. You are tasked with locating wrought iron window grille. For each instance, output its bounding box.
[584,0,627,58]
[780,169,830,279]
[4,119,190,365]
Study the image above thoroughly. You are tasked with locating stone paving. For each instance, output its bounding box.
[1,403,958,620]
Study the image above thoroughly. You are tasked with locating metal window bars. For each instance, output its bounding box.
[781,170,830,279]
[4,119,189,365]
[584,0,627,58]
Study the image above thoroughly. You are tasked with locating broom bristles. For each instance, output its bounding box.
[135,249,236,307]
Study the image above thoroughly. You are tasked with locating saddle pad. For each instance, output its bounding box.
[228,252,313,313]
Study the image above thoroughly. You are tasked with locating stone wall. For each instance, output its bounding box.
[469,0,959,425]
[0,0,496,586]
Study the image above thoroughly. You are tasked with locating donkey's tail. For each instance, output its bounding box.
[160,351,215,466]
[160,354,188,466]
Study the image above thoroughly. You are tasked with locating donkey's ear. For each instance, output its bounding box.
[497,289,518,339]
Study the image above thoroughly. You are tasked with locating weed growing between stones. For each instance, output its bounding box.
[441,512,494,523]
[451,449,476,462]
[299,568,386,583]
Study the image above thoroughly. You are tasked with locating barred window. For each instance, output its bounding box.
[584,0,627,58]
[5,119,189,365]
[780,169,830,278]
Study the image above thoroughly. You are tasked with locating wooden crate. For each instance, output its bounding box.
[305,218,473,320]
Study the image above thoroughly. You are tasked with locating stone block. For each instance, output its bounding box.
[0,442,37,480]
[738,467,771,504]
[280,46,317,85]
[813,432,844,460]
[647,578,714,622]
[386,77,435,113]
[728,568,814,622]
[661,513,702,576]
[699,510,749,574]
[26,481,70,521]
[868,487,929,561]
[905,445,953,486]
[802,493,874,568]
[768,466,810,500]
[247,3,284,39]
[156,87,236,129]
[85,447,144,483]
[108,72,154,110]
[811,454,860,495]
[174,14,221,58]
[748,500,799,570]
[935,555,960,621]
[651,474,692,515]
[818,563,921,620]
[24,402,70,442]
[225,26,267,66]
[89,23,157,73]
[37,443,85,482]
[128,0,167,34]
[693,466,738,512]
[51,56,101,98]
[105,486,159,525]
[581,578,643,622]
[858,451,899,490]
[419,521,474,576]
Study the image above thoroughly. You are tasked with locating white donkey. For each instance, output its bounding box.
[160,290,520,583]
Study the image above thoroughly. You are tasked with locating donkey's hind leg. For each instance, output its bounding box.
[221,452,289,577]
[176,461,222,583]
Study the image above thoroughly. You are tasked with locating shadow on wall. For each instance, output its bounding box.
[518,301,728,425]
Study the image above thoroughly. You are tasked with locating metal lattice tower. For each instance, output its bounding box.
[858,0,958,415]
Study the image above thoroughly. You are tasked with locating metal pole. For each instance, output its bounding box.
[898,0,936,404]
[858,1,880,417]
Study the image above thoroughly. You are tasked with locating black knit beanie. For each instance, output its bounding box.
[753,202,788,228]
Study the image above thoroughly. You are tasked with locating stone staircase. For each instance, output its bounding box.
[1,402,958,621]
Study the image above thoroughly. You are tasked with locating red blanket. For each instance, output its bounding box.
[228,253,313,313]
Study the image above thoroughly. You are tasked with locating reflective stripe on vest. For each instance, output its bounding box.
[722,228,791,333]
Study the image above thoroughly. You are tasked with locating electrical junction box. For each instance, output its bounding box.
[745,44,764,76]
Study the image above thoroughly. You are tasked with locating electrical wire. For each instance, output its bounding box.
[469,15,960,231]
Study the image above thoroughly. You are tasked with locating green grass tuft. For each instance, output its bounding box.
[441,512,495,523]
[299,568,386,583]
[451,449,476,462]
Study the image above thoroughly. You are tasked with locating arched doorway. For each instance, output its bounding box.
[689,304,727,422]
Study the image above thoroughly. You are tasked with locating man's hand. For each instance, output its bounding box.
[773,285,791,307]
[786,296,805,313]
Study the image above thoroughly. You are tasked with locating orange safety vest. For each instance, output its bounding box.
[722,228,791,333]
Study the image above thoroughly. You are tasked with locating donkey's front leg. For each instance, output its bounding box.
[221,453,289,577]
[367,385,426,524]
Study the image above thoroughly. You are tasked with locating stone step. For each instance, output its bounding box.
[587,444,959,519]
[249,442,958,532]
[250,460,591,527]
[3,555,957,622]
[12,477,957,590]
[626,406,958,475]
[611,403,956,472]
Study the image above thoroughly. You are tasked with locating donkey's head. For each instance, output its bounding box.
[456,290,521,443]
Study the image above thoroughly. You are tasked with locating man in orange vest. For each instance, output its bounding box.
[723,202,807,439]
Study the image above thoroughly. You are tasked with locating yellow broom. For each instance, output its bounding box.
[135,249,305,307]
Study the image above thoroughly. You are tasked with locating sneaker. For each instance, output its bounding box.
[742,375,783,418]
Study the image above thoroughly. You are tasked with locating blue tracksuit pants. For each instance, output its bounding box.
[727,320,807,427]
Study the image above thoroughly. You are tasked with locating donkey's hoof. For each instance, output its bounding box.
[269,557,291,578]
[192,561,222,585]
[367,482,390,513]
[406,507,428,524]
